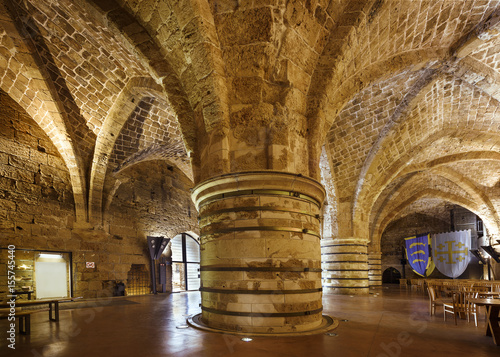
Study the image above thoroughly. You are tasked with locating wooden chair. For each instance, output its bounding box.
[464,290,479,326]
[491,283,500,292]
[409,279,416,290]
[416,279,425,293]
[399,278,408,289]
[443,291,478,326]
[427,285,448,316]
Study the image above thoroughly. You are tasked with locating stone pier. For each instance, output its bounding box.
[368,253,382,287]
[321,238,369,295]
[191,171,325,333]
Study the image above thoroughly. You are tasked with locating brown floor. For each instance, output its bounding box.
[1,286,499,357]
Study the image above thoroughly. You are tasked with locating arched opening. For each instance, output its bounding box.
[171,233,200,292]
[382,267,401,284]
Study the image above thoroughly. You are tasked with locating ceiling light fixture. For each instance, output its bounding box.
[39,253,62,259]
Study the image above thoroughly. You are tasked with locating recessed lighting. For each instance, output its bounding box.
[176,325,189,329]
[39,253,62,259]
[341,319,349,322]
[325,332,338,337]
[241,337,252,342]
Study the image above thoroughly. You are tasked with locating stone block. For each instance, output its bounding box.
[0,198,16,211]
[216,7,273,45]
[113,264,131,273]
[88,280,103,291]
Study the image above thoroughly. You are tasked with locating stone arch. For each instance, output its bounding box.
[83,0,230,181]
[352,69,500,226]
[308,52,446,180]
[370,165,500,245]
[372,189,485,253]
[88,77,171,223]
[308,6,500,179]
[399,152,500,177]
[354,127,500,241]
[0,12,87,222]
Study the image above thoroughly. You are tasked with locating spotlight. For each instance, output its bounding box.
[241,337,252,342]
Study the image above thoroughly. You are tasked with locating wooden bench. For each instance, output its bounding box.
[0,310,33,334]
[0,297,82,323]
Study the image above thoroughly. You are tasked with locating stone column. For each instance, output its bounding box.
[191,171,325,333]
[321,238,369,295]
[368,253,382,288]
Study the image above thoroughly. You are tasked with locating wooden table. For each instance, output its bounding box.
[469,298,500,346]
[477,292,500,298]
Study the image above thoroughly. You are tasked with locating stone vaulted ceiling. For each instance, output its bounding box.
[1,0,500,248]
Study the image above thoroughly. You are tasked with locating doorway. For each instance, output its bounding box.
[382,267,402,284]
[171,233,200,292]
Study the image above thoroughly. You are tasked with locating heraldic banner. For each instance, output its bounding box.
[432,230,471,278]
[405,233,431,277]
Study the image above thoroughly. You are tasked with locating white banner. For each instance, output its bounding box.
[432,230,471,278]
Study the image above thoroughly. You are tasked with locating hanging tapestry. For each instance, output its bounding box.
[432,230,471,278]
[405,233,431,277]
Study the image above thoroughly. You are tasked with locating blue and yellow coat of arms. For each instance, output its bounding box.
[405,233,432,277]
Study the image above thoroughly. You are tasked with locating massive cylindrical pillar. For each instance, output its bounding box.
[321,238,369,295]
[191,171,325,333]
[368,253,382,287]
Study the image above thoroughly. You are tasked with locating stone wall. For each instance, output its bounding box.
[0,89,198,299]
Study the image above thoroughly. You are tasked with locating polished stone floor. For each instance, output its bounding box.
[1,286,499,357]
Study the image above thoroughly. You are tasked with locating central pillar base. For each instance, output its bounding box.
[187,313,339,336]
[192,171,326,333]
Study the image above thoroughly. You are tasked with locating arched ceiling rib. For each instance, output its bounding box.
[370,165,500,246]
[88,77,192,224]
[1,0,212,223]
[324,2,500,241]
[0,0,89,221]
[312,1,499,133]
[321,3,500,242]
[352,72,500,233]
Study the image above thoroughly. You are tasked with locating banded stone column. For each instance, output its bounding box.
[321,238,369,294]
[191,171,325,333]
[368,253,382,287]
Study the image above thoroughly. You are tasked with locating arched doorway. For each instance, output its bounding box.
[171,233,200,292]
[382,267,401,284]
